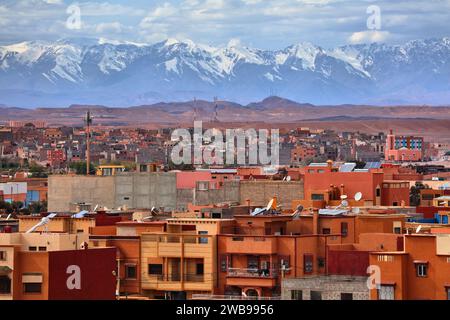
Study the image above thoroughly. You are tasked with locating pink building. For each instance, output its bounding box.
[385,130,423,162]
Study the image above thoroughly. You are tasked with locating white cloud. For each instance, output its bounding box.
[95,22,125,34]
[348,31,391,44]
[0,0,449,48]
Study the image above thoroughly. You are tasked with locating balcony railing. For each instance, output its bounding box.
[148,273,205,283]
[143,234,209,244]
[227,268,278,278]
[191,294,281,300]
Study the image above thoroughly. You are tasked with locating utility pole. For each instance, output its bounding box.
[85,110,93,175]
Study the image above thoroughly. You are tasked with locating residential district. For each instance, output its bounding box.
[1,119,450,300]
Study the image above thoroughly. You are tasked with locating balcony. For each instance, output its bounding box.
[224,236,277,255]
[142,234,213,258]
[226,268,278,288]
[142,273,211,292]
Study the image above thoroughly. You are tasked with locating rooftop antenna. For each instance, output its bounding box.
[26,213,57,233]
[84,110,93,175]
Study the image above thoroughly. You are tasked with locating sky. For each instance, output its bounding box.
[0,0,449,49]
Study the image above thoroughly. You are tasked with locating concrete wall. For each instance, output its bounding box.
[48,176,115,212]
[239,180,304,209]
[114,172,177,211]
[49,175,301,212]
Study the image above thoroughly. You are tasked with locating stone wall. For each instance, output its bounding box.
[281,276,369,300]
[239,180,304,209]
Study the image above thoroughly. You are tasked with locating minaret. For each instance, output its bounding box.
[85,110,93,175]
[385,129,394,161]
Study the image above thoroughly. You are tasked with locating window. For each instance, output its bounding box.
[376,188,381,197]
[196,263,204,275]
[304,254,313,274]
[0,251,6,261]
[0,276,11,294]
[318,257,325,268]
[291,290,303,300]
[28,247,37,252]
[311,194,324,201]
[148,264,163,275]
[341,293,353,300]
[198,231,208,244]
[125,265,137,279]
[378,285,394,300]
[394,227,401,234]
[416,264,428,277]
[322,228,331,235]
[220,255,229,272]
[310,291,322,300]
[38,247,47,252]
[447,288,450,301]
[341,222,348,237]
[247,256,259,270]
[23,283,42,294]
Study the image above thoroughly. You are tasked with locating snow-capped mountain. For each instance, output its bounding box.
[1,37,450,107]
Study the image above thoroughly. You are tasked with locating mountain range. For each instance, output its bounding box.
[1,37,450,107]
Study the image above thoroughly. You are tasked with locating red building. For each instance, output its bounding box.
[47,149,66,167]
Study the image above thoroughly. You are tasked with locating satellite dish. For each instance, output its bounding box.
[286,176,292,182]
[266,199,275,211]
[292,205,303,220]
[416,225,422,234]
[80,242,89,250]
[354,192,363,201]
[340,195,348,200]
[71,210,89,219]
[26,213,57,234]
[341,200,349,207]
[6,214,12,220]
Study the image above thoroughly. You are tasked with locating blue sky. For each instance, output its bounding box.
[0,0,449,48]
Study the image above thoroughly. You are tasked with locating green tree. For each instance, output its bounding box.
[28,201,47,214]
[29,162,49,178]
[69,161,97,175]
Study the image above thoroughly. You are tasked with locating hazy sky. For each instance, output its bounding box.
[0,0,449,48]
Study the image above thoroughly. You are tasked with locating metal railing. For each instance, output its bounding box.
[148,273,205,283]
[227,268,278,278]
[191,294,281,300]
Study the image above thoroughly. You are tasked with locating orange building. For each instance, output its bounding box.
[217,214,343,298]
[369,234,450,300]
[303,161,410,206]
